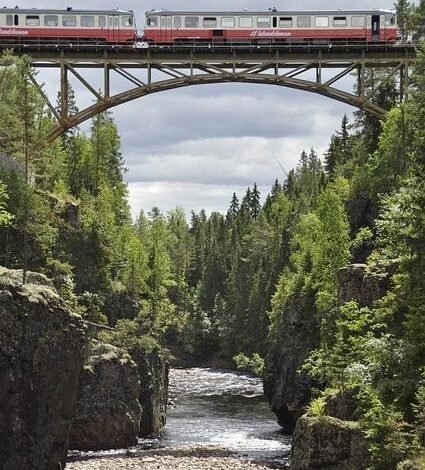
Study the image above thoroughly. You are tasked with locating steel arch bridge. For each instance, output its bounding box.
[6,44,416,144]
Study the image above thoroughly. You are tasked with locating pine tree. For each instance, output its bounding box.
[250,183,261,219]
[227,192,239,220]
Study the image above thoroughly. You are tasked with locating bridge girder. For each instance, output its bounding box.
[17,46,415,145]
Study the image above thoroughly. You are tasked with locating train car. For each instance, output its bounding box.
[0,7,137,44]
[144,9,398,45]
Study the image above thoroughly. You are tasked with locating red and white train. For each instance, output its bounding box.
[0,8,137,43]
[144,9,398,44]
[0,7,398,46]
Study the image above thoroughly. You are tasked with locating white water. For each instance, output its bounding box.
[159,368,291,466]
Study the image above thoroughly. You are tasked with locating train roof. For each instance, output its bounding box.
[145,9,394,16]
[0,8,134,15]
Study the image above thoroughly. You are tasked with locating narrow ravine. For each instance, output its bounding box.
[67,367,291,469]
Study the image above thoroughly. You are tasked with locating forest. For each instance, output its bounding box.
[1,2,425,468]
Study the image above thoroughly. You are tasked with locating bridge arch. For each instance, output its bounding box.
[22,47,415,145]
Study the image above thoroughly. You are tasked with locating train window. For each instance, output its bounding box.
[257,17,271,27]
[222,17,235,28]
[351,16,365,27]
[174,16,181,28]
[6,14,13,26]
[99,16,106,27]
[297,16,311,28]
[122,15,133,27]
[26,15,40,26]
[115,16,119,27]
[185,16,199,28]
[63,15,77,27]
[147,16,158,27]
[44,15,58,26]
[315,16,329,27]
[161,16,171,28]
[203,17,217,28]
[81,16,95,27]
[333,16,347,26]
[386,14,395,25]
[279,17,293,27]
[239,17,253,27]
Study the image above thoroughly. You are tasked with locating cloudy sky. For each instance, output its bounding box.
[16,0,397,218]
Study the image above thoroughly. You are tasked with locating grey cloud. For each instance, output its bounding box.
[114,84,351,153]
[127,181,273,219]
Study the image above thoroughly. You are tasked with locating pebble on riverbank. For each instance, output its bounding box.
[66,445,288,469]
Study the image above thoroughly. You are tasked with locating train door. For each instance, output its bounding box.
[108,14,119,42]
[371,14,380,41]
[160,15,172,42]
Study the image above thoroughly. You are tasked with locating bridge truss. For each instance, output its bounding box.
[13,44,416,144]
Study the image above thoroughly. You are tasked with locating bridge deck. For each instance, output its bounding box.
[1,42,416,68]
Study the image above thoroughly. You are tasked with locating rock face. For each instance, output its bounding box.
[134,348,169,436]
[263,292,320,432]
[290,415,369,470]
[324,389,360,422]
[338,264,389,307]
[69,340,142,450]
[0,267,86,470]
[103,291,139,326]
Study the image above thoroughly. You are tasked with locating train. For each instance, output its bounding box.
[0,7,398,46]
[144,9,398,44]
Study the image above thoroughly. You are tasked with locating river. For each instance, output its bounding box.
[152,367,291,466]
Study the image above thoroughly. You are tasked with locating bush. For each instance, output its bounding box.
[233,352,265,375]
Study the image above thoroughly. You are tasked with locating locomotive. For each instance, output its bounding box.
[0,7,398,46]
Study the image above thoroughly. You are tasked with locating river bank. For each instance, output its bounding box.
[67,445,288,469]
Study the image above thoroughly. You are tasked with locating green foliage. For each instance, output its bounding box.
[366,106,412,200]
[413,385,425,450]
[100,318,159,354]
[271,177,350,330]
[307,395,327,417]
[0,180,13,226]
[233,352,265,376]
[396,0,416,42]
[358,386,412,470]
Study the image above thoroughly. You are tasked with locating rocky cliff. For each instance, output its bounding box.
[263,290,319,431]
[264,264,389,433]
[0,267,86,470]
[134,348,169,436]
[69,340,142,450]
[337,263,389,307]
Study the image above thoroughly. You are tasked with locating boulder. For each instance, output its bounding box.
[0,267,86,470]
[290,415,369,470]
[264,291,320,432]
[69,340,141,450]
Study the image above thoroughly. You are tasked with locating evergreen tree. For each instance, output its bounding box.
[227,192,239,220]
[250,183,261,219]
